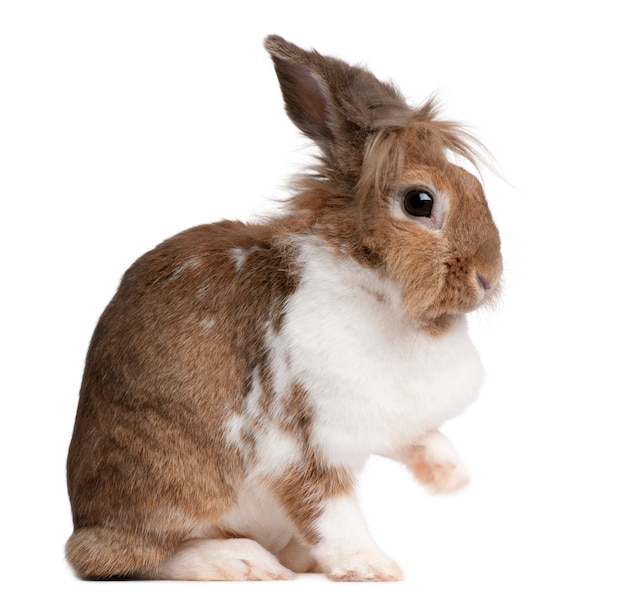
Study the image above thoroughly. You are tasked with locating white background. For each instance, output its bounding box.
[2,1,625,603]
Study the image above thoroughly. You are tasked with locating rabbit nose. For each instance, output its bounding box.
[477,273,495,292]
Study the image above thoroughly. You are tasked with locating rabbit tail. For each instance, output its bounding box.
[65,526,178,579]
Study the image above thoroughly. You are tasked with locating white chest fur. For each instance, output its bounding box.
[275,235,484,468]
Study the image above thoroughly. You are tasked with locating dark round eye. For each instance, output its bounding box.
[403,189,434,218]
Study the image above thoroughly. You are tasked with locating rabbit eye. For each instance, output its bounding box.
[403,189,434,218]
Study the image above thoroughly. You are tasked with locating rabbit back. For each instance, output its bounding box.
[66,220,301,576]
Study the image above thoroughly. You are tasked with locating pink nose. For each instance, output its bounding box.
[477,274,493,292]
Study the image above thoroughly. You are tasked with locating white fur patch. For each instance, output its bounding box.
[415,430,471,493]
[199,317,216,332]
[224,368,303,476]
[276,235,484,468]
[311,494,404,581]
[169,255,202,279]
[230,246,260,272]
[217,481,296,554]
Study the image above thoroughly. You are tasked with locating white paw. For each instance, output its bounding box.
[148,538,294,581]
[277,538,320,573]
[423,458,470,494]
[409,431,470,494]
[322,550,404,582]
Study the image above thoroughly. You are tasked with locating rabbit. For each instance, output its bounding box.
[65,34,502,582]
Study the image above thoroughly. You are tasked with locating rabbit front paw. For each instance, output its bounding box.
[408,430,470,494]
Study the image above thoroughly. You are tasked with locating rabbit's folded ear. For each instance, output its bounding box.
[264,35,409,154]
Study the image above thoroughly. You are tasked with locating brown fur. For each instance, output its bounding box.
[66,221,304,577]
[269,460,354,545]
[66,35,502,579]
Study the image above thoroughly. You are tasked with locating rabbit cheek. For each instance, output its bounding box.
[382,228,447,322]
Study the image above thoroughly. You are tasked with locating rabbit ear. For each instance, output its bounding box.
[264,35,335,144]
[264,35,409,153]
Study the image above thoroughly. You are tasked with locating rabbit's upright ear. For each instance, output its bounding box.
[264,35,409,155]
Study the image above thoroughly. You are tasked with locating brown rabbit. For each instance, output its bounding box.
[66,34,502,582]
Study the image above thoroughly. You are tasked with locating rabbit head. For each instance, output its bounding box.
[265,35,502,330]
